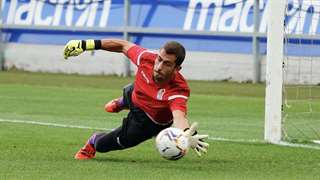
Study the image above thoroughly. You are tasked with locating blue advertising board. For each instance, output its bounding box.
[1,0,320,55]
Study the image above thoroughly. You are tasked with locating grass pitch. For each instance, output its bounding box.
[0,70,319,180]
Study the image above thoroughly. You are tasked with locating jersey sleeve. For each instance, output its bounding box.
[126,45,147,66]
[168,89,190,113]
[169,97,188,113]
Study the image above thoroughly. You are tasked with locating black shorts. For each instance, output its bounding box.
[94,83,172,152]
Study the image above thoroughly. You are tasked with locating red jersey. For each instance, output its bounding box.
[126,45,190,125]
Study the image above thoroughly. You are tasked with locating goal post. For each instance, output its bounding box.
[265,0,320,145]
[264,0,286,144]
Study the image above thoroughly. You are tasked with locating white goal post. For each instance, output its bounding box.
[264,0,286,144]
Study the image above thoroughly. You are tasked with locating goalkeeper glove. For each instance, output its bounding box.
[184,122,209,157]
[63,39,101,59]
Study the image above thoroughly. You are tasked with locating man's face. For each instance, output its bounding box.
[153,48,179,84]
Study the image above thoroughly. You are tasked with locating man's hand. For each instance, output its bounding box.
[184,122,209,157]
[63,40,84,59]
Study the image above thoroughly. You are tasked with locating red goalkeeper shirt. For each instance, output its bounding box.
[126,45,190,125]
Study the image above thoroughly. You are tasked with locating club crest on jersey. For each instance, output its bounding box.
[156,89,165,100]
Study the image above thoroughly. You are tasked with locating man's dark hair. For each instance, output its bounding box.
[162,41,186,66]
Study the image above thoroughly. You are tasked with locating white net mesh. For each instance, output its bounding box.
[283,0,320,143]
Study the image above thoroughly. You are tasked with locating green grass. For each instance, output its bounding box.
[0,70,320,180]
[0,70,266,140]
[1,123,320,180]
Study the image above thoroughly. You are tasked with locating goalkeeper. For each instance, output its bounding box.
[63,39,209,159]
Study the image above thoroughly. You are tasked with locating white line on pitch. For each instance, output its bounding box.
[1,118,320,150]
[0,118,110,131]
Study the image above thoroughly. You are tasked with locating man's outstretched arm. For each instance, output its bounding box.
[100,39,134,53]
[172,110,209,157]
[172,110,189,130]
[63,39,134,59]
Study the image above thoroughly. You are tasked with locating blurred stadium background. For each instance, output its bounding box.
[0,0,320,179]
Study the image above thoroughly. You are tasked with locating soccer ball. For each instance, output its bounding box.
[155,127,189,160]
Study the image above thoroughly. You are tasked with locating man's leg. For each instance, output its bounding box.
[75,83,170,159]
[94,110,171,153]
[104,97,125,113]
[74,134,97,160]
[104,83,133,113]
[75,83,136,159]
[75,110,171,159]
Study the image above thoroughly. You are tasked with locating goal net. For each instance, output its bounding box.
[283,0,320,144]
[265,0,320,146]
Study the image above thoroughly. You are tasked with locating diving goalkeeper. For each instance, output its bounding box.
[63,39,209,159]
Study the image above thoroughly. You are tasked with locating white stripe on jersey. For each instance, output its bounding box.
[137,50,157,66]
[168,95,188,100]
